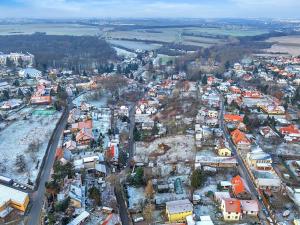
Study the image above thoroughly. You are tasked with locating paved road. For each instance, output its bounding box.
[128,103,136,161]
[219,96,271,224]
[26,102,72,225]
[114,180,130,225]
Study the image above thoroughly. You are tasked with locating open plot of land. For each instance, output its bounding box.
[106,26,267,50]
[127,186,146,211]
[73,91,108,108]
[265,35,300,56]
[0,106,62,185]
[0,23,99,36]
[108,40,162,51]
[134,135,195,164]
[182,27,267,37]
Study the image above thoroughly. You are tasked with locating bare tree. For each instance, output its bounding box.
[15,154,26,173]
[145,179,155,200]
[143,203,154,224]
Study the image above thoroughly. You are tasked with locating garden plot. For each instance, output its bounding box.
[134,135,195,164]
[0,108,62,185]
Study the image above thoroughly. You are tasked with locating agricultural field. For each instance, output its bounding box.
[106,26,268,50]
[0,106,62,185]
[265,35,300,56]
[108,39,162,51]
[0,23,100,36]
[113,47,137,58]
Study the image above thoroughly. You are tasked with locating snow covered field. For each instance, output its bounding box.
[134,135,196,163]
[127,186,146,211]
[0,107,62,185]
[73,92,108,109]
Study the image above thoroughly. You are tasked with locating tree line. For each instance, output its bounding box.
[0,33,117,72]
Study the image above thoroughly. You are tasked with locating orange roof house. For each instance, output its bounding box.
[71,120,93,132]
[231,176,250,199]
[223,198,241,213]
[221,198,242,221]
[76,128,94,145]
[242,90,262,98]
[224,114,244,123]
[280,125,300,135]
[231,129,251,149]
[279,125,300,142]
[30,95,52,105]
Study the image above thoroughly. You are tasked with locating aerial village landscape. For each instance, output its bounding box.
[0,18,300,225]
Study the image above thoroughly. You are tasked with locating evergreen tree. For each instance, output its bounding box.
[88,186,101,206]
[201,74,208,85]
[191,169,205,189]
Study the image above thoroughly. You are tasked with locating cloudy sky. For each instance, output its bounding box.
[0,0,298,19]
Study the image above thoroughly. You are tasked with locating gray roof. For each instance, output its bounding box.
[166,199,193,214]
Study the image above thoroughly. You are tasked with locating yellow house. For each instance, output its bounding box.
[166,199,193,223]
[259,104,285,115]
[221,198,241,221]
[0,184,29,214]
[218,148,232,157]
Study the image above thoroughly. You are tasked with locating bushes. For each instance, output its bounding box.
[128,167,144,187]
[88,186,101,206]
[190,169,206,189]
[54,197,70,212]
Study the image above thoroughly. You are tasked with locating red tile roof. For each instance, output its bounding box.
[224,114,244,122]
[223,198,241,213]
[231,129,250,145]
[72,120,93,130]
[231,175,246,196]
[280,125,300,135]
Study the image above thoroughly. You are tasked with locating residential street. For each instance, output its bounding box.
[219,97,271,224]
[128,103,136,161]
[25,102,72,225]
[115,179,130,225]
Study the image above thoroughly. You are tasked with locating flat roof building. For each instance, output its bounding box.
[0,184,29,215]
[166,199,193,223]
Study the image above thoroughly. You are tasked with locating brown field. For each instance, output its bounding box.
[265,35,300,56]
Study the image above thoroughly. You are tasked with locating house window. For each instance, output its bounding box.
[228,216,230,219]
[235,216,238,219]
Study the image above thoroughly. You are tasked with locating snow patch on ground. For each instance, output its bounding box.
[127,186,146,210]
[0,107,61,184]
[134,135,195,163]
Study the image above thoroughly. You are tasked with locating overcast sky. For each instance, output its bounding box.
[0,0,298,19]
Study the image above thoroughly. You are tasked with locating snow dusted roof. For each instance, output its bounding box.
[0,184,28,208]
